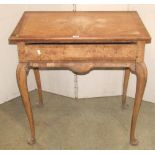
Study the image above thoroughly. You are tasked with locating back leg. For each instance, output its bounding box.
[122,69,130,109]
[34,69,43,105]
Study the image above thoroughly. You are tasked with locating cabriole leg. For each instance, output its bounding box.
[16,63,36,144]
[130,62,147,145]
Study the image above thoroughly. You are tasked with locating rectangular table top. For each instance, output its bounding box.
[9,11,151,44]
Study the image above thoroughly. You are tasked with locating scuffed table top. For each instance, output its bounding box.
[9,11,151,44]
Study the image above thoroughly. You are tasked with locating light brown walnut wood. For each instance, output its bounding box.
[29,61,135,74]
[23,44,137,62]
[130,62,147,145]
[9,11,151,145]
[122,69,130,108]
[16,63,35,144]
[9,11,151,44]
[34,69,43,105]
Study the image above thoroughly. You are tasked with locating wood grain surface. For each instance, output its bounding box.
[9,11,151,43]
[19,44,137,62]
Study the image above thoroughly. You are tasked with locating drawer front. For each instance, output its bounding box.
[22,44,137,62]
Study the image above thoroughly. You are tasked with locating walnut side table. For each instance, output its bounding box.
[9,11,151,145]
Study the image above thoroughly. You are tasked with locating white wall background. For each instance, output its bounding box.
[0,4,155,104]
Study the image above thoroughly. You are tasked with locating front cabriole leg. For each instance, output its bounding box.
[130,62,147,145]
[16,63,36,144]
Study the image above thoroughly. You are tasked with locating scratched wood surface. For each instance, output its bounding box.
[9,11,151,43]
[21,44,137,62]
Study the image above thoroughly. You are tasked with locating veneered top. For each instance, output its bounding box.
[9,11,151,44]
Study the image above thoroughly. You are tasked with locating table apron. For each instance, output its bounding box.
[18,44,138,62]
[26,61,135,74]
